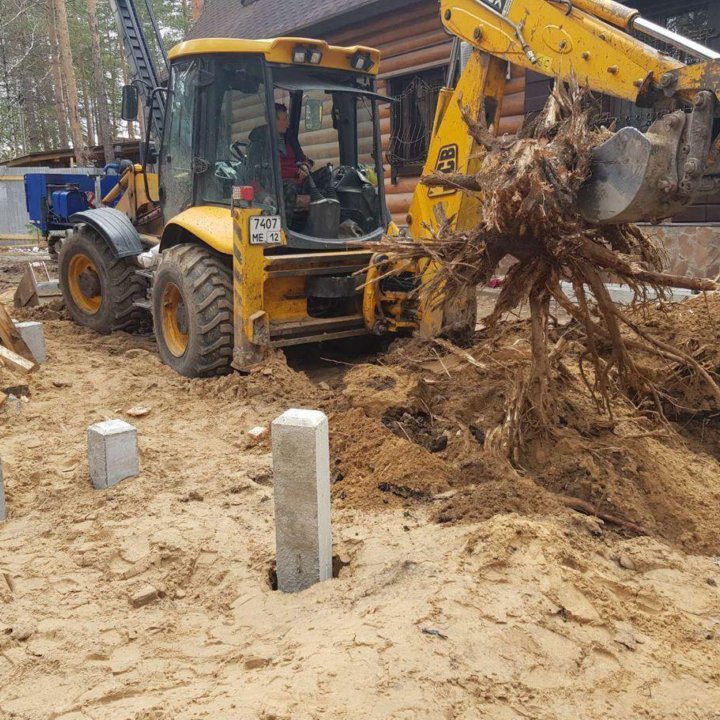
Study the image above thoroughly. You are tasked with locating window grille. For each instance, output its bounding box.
[387,67,446,183]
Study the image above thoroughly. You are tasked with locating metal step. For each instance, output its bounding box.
[269,314,367,346]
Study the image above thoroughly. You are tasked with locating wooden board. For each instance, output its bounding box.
[0,344,36,374]
[0,303,34,360]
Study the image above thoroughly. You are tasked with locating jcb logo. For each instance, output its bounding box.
[435,144,458,174]
[479,0,513,15]
[428,144,458,198]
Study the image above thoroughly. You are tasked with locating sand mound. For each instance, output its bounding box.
[2,293,720,717]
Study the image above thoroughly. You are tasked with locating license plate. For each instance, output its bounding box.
[249,215,282,245]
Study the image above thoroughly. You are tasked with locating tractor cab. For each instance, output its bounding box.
[160,38,389,249]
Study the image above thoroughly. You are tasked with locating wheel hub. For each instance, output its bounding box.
[78,268,101,298]
[67,253,102,315]
[175,302,188,335]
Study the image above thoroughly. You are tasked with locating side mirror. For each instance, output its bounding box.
[121,84,139,122]
[304,98,323,132]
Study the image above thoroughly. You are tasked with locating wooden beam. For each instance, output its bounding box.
[0,345,36,374]
[0,304,34,360]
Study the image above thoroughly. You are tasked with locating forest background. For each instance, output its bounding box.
[0,0,200,164]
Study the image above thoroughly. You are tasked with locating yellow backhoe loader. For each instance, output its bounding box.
[59,0,720,376]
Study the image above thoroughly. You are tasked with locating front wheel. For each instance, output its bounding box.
[59,229,148,334]
[152,244,234,377]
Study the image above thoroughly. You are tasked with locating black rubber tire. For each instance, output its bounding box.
[59,228,148,334]
[152,244,234,377]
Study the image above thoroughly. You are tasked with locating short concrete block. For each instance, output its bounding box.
[87,419,139,489]
[13,321,46,363]
[0,459,6,522]
[272,409,332,593]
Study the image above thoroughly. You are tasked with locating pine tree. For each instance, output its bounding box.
[0,0,193,162]
[87,0,113,162]
[50,0,87,164]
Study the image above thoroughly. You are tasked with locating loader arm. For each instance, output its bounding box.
[408,0,720,234]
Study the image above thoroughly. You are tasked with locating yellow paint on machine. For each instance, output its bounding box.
[168,37,381,76]
[440,0,685,103]
[163,205,233,255]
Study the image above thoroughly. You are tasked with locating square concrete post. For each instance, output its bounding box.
[14,321,46,363]
[0,459,6,522]
[87,419,139,489]
[272,409,332,593]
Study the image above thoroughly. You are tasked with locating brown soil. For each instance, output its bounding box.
[333,297,720,556]
[2,271,720,717]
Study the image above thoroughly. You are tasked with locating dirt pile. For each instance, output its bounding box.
[337,295,720,555]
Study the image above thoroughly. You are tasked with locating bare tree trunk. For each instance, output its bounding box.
[192,0,203,21]
[47,0,69,148]
[51,0,87,165]
[86,0,113,163]
[17,27,42,152]
[35,81,51,151]
[81,71,96,147]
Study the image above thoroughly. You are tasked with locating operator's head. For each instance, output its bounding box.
[275,103,289,135]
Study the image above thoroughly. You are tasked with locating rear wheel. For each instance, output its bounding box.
[152,244,233,377]
[59,229,148,334]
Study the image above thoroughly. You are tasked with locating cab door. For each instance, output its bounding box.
[159,59,199,221]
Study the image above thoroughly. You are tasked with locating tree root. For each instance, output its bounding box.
[372,80,720,464]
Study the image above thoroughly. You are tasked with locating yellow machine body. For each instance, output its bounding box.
[96,3,720,374]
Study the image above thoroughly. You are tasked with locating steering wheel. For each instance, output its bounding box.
[230,140,248,163]
[214,162,237,182]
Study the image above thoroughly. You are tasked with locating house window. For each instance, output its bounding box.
[387,67,446,183]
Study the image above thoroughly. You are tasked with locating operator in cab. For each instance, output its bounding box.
[273,103,313,184]
[249,103,332,224]
[248,103,311,200]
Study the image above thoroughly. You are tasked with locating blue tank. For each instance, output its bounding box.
[24,171,121,236]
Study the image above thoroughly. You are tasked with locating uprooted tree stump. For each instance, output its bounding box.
[374,81,720,465]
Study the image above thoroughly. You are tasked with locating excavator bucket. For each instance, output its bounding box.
[577,113,687,225]
[579,91,717,226]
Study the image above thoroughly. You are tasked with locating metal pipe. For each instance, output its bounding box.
[631,16,720,61]
[569,0,639,31]
[446,37,461,87]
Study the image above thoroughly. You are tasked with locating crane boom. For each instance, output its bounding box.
[109,0,167,140]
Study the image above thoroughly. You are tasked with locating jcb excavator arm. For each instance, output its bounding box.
[410,0,720,229]
[368,0,720,340]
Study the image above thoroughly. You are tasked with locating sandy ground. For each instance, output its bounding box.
[1,255,720,718]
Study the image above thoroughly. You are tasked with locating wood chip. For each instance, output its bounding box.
[130,585,159,608]
[247,426,268,442]
[126,406,151,418]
